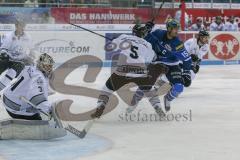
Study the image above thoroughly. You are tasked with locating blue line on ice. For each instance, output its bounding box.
[0,133,112,160]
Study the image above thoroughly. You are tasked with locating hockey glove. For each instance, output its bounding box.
[0,49,10,61]
[145,21,155,33]
[182,70,191,87]
[191,54,201,63]
[192,64,200,74]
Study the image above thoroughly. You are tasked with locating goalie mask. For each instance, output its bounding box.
[37,53,55,77]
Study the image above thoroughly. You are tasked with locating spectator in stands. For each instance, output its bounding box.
[41,12,55,24]
[210,16,224,31]
[39,0,46,7]
[224,16,238,31]
[190,17,205,31]
[203,19,210,30]
[175,4,190,30]
[24,0,39,7]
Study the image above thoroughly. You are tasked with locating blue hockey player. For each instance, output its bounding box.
[128,19,192,115]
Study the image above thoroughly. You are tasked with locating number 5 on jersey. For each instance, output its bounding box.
[130,45,139,59]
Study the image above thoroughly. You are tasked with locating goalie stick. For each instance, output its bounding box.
[19,96,84,138]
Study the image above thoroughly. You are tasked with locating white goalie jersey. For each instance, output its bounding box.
[0,31,34,61]
[2,66,51,116]
[112,34,155,77]
[184,38,209,60]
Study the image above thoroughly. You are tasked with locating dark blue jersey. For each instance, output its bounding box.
[145,29,192,70]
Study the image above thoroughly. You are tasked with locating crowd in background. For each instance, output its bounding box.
[174,5,239,31]
[189,16,238,31]
[183,16,239,31]
[0,0,239,31]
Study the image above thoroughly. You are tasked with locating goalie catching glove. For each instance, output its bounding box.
[145,21,155,33]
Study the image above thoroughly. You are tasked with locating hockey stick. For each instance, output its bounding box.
[19,96,50,118]
[69,23,113,41]
[69,0,164,42]
[19,96,86,138]
[151,0,166,22]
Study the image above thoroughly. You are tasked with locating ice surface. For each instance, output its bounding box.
[0,134,112,160]
[0,65,240,160]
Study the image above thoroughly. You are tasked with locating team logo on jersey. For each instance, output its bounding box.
[164,44,172,51]
[210,34,239,60]
[37,77,43,85]
[176,43,184,51]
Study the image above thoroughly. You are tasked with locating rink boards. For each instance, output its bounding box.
[0,24,240,67]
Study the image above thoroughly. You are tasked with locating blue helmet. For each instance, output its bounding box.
[166,19,180,30]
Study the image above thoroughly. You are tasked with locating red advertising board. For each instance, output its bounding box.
[51,7,240,25]
[51,8,177,24]
[187,9,240,24]
[209,33,240,60]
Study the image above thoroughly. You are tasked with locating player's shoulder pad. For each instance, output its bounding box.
[184,38,196,46]
[119,34,130,39]
[35,70,47,86]
[145,40,154,50]
[151,29,166,37]
[113,34,129,42]
[145,29,166,43]
[201,43,209,52]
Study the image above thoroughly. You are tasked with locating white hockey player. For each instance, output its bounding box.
[183,29,209,80]
[0,18,35,91]
[90,23,167,119]
[2,53,54,120]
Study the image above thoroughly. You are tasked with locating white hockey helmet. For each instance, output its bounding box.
[15,17,26,27]
[37,53,55,77]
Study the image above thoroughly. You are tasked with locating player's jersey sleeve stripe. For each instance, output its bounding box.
[0,82,6,91]
[5,74,13,80]
[30,93,47,106]
[184,57,191,61]
[3,95,21,111]
[5,74,13,81]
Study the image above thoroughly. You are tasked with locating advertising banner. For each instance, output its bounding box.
[0,24,240,65]
[51,7,240,26]
[209,32,240,60]
[51,8,176,24]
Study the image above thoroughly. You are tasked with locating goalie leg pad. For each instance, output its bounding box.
[0,119,67,140]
